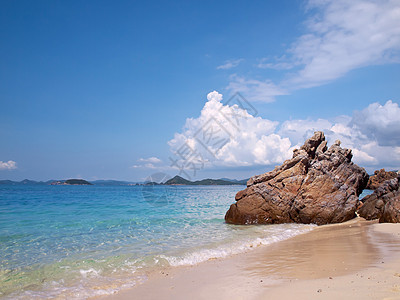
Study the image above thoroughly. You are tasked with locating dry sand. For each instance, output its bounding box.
[96,218,400,300]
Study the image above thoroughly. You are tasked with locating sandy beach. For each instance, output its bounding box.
[96,218,400,300]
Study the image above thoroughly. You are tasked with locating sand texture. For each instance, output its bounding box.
[95,218,400,300]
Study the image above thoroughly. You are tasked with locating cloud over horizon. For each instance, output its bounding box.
[0,160,17,170]
[169,92,400,174]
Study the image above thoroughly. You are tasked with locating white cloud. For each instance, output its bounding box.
[278,118,334,146]
[352,148,378,164]
[169,91,400,172]
[350,142,400,167]
[226,75,287,102]
[283,0,400,88]
[132,157,162,169]
[0,160,17,170]
[138,157,162,164]
[257,56,296,70]
[230,0,400,100]
[252,134,292,165]
[278,101,400,168]
[258,61,295,70]
[132,163,157,169]
[168,91,293,167]
[351,100,400,146]
[217,59,243,70]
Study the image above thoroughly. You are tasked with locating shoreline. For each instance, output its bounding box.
[95,218,400,300]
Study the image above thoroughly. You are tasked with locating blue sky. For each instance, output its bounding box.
[1,0,400,181]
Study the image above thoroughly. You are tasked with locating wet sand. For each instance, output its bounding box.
[96,218,400,300]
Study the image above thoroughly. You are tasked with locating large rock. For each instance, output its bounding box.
[358,177,400,223]
[225,131,369,225]
[366,169,398,190]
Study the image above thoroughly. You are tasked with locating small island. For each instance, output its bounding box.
[163,175,247,185]
[51,179,93,185]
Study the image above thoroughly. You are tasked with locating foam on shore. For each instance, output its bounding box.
[158,224,315,266]
[99,219,400,300]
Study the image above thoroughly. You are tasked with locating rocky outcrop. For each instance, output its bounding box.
[366,169,398,190]
[225,131,369,225]
[358,177,400,223]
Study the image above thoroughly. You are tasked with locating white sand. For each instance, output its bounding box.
[94,218,400,300]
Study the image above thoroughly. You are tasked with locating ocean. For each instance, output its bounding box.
[1,183,363,299]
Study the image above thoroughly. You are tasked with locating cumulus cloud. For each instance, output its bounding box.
[0,160,17,170]
[351,100,400,146]
[352,148,378,164]
[278,118,334,146]
[278,100,400,167]
[169,92,400,173]
[217,59,244,70]
[168,91,293,168]
[229,0,400,100]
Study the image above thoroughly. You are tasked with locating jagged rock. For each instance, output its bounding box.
[366,169,398,190]
[225,131,369,225]
[358,177,400,223]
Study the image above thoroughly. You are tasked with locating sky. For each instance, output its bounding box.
[1,0,400,182]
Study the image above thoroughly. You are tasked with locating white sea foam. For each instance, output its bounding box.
[79,268,101,278]
[159,224,315,266]
[5,273,146,300]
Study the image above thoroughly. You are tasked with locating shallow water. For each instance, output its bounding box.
[0,185,318,299]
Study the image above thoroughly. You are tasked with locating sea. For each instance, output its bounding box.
[0,184,372,299]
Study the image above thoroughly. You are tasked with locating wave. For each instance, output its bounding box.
[2,224,315,299]
[159,224,315,266]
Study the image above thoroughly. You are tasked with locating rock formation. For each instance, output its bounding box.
[358,177,400,223]
[366,169,398,190]
[225,131,369,225]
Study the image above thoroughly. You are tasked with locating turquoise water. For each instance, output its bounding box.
[0,185,315,299]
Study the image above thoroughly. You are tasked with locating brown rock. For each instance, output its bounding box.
[358,177,400,223]
[225,131,369,225]
[366,169,398,190]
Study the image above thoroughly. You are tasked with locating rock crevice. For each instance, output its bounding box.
[225,131,369,225]
[358,176,400,223]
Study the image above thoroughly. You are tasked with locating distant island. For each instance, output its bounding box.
[162,175,247,185]
[51,179,93,185]
[0,176,248,186]
[0,179,119,186]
